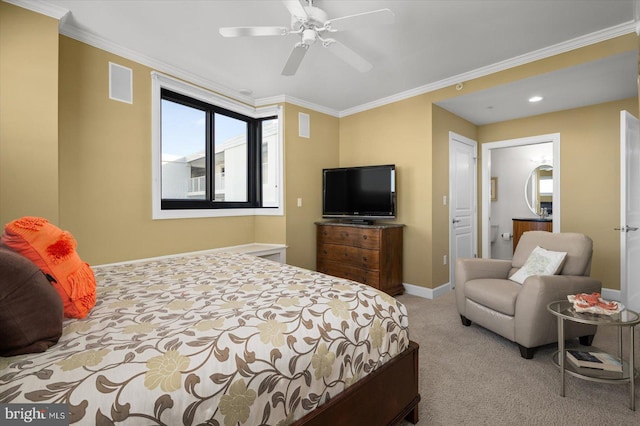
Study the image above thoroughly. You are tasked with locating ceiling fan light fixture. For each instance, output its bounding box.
[221,0,394,76]
[301,28,317,45]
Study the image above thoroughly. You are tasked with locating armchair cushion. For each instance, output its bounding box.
[512,231,592,276]
[514,274,601,348]
[509,245,567,284]
[465,278,520,316]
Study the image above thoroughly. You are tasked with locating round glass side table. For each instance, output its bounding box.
[547,300,640,410]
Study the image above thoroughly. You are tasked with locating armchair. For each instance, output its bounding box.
[455,231,602,359]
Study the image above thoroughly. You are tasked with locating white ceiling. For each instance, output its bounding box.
[438,49,638,125]
[20,0,639,120]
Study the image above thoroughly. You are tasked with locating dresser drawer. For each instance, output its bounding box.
[317,259,380,288]
[315,222,403,296]
[317,225,380,249]
[317,243,380,270]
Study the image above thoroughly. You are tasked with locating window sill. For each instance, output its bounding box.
[152,206,283,220]
[94,243,287,268]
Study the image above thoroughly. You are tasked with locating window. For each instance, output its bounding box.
[539,176,553,195]
[160,90,258,208]
[152,72,282,219]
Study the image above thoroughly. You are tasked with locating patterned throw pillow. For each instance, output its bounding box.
[509,245,567,285]
[1,217,96,318]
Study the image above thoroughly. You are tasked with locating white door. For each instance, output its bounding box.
[450,133,477,288]
[620,111,640,311]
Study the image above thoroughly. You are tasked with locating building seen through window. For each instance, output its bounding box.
[160,90,278,209]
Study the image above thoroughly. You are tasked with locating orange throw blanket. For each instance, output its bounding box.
[1,217,96,318]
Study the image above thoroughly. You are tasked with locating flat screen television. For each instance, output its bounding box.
[322,164,396,222]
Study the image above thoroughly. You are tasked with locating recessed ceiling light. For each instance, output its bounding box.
[238,88,253,96]
[529,96,543,103]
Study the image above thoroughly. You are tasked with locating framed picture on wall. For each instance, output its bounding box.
[491,177,497,201]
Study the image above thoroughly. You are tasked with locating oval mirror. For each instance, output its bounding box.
[524,164,553,216]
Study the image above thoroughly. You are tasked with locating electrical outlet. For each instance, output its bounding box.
[443,255,447,265]
[297,198,302,207]
[443,195,447,205]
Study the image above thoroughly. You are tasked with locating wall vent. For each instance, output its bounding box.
[109,62,133,104]
[298,112,310,138]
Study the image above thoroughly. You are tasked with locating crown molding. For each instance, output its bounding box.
[256,95,339,117]
[57,17,341,116]
[60,15,339,116]
[11,0,636,119]
[59,22,256,107]
[339,20,636,117]
[3,0,68,20]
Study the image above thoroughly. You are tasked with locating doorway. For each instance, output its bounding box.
[449,132,478,288]
[481,133,561,258]
[620,110,640,311]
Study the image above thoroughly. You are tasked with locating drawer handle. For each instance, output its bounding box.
[363,235,367,240]
[323,250,327,255]
[362,256,367,262]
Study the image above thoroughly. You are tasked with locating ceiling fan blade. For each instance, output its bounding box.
[326,40,372,73]
[282,43,309,76]
[282,0,309,20]
[325,9,395,32]
[219,26,289,37]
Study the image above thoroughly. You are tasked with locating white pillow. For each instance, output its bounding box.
[509,245,567,284]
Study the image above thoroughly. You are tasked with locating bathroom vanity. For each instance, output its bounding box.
[512,218,552,250]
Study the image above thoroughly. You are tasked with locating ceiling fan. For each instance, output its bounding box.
[219,0,394,76]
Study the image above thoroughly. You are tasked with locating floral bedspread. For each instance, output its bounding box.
[0,251,409,425]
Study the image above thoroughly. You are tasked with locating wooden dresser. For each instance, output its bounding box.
[316,222,404,296]
[512,218,552,250]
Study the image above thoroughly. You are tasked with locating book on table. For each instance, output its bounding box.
[566,350,622,372]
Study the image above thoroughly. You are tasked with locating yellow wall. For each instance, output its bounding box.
[4,6,339,266]
[56,37,341,265]
[3,4,637,291]
[479,98,638,290]
[283,105,340,270]
[340,96,432,285]
[58,37,261,264]
[340,34,637,290]
[0,2,59,225]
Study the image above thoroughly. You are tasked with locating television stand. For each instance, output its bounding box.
[315,222,404,296]
[342,219,375,225]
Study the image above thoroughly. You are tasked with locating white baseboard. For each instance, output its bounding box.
[403,283,621,303]
[601,288,621,302]
[94,243,287,269]
[403,282,451,299]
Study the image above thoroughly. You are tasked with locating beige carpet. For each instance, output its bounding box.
[396,291,640,425]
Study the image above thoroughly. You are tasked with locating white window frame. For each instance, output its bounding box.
[151,72,283,220]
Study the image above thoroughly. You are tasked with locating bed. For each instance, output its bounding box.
[0,251,419,425]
